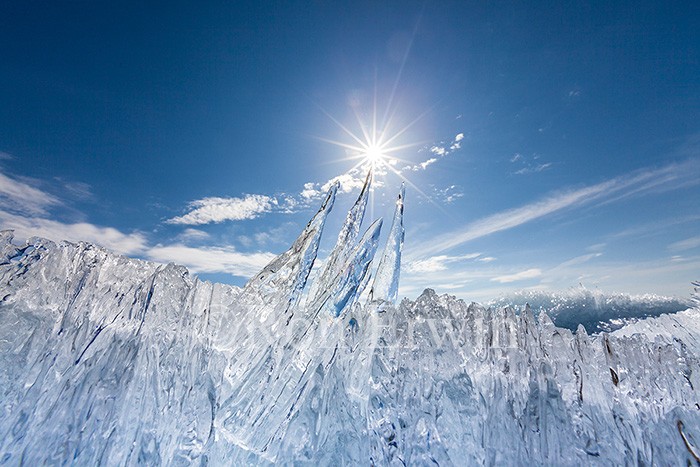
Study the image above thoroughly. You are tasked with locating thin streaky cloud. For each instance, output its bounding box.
[514,162,552,175]
[413,161,698,259]
[491,268,542,283]
[553,252,603,269]
[406,253,482,273]
[477,256,496,262]
[669,235,700,252]
[588,158,700,212]
[417,181,617,258]
[607,214,700,243]
[0,171,61,216]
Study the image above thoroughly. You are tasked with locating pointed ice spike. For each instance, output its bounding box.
[307,169,372,303]
[314,218,383,317]
[369,183,405,304]
[244,182,338,307]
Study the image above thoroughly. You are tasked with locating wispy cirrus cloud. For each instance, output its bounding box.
[514,162,552,175]
[669,235,700,252]
[413,159,700,259]
[0,172,60,216]
[510,153,552,175]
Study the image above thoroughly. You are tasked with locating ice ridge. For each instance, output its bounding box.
[0,179,699,465]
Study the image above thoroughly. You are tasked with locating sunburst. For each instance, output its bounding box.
[312,96,449,217]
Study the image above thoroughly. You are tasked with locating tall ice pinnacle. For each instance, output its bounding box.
[369,182,405,304]
[244,182,338,308]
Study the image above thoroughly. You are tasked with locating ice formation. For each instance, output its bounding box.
[1,178,699,466]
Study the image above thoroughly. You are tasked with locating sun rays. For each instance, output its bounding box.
[312,94,450,218]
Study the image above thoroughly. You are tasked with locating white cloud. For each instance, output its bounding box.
[455,133,464,142]
[491,268,542,283]
[300,182,319,201]
[412,157,438,171]
[477,256,496,262]
[510,154,522,162]
[297,167,378,204]
[0,172,60,216]
[0,211,147,256]
[406,255,452,273]
[167,194,276,225]
[145,244,275,278]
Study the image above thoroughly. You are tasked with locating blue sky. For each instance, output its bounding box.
[1,1,698,302]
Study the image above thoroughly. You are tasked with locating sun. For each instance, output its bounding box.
[362,144,387,166]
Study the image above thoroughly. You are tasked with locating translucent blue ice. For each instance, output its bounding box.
[0,176,699,465]
[369,182,404,304]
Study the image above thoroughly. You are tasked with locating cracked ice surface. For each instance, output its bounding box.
[0,200,699,465]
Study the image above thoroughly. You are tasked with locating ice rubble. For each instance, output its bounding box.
[0,178,699,466]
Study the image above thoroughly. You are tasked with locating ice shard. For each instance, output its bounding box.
[314,218,382,317]
[369,182,404,304]
[307,169,371,305]
[244,182,338,310]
